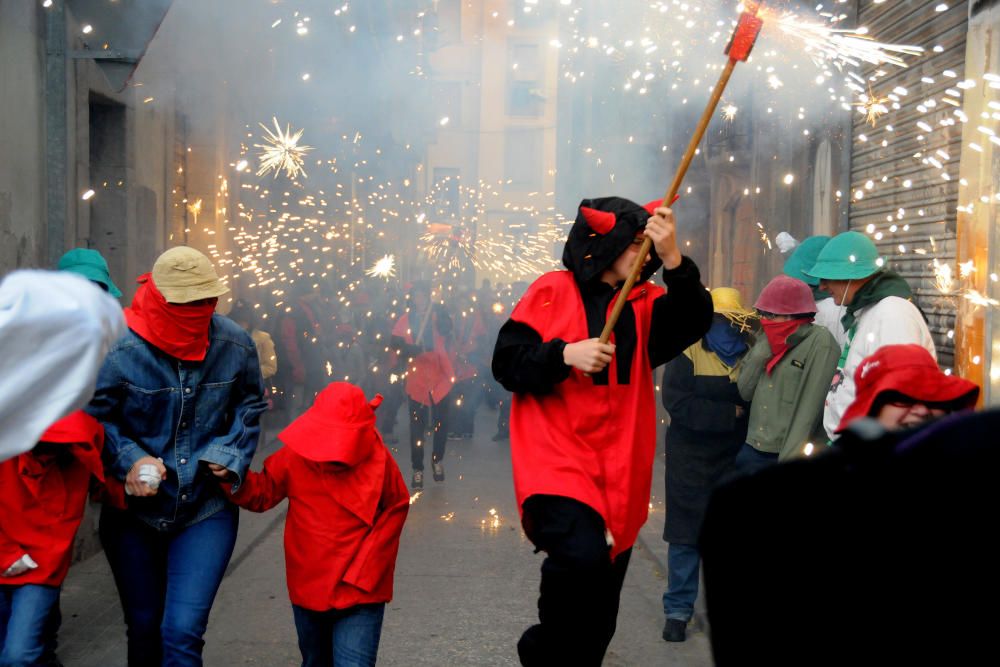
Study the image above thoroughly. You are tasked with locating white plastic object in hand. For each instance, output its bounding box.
[138,463,161,490]
[2,553,39,577]
[775,231,799,254]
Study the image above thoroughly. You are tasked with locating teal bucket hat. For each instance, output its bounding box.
[783,235,831,286]
[57,248,122,297]
[804,231,881,281]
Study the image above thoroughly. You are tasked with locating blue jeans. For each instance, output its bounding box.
[663,543,700,622]
[0,584,60,667]
[732,442,779,477]
[99,504,239,667]
[292,603,385,667]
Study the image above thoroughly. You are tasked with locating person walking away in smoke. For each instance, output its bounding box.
[87,246,266,667]
[802,231,935,441]
[214,382,408,667]
[391,281,454,490]
[492,196,713,666]
[734,275,839,472]
[659,287,755,643]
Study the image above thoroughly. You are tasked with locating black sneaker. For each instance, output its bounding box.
[411,470,423,489]
[662,618,687,642]
[491,431,509,442]
[432,461,445,482]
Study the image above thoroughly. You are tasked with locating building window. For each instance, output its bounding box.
[504,130,542,190]
[507,42,544,117]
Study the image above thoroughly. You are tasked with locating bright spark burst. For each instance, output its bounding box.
[854,86,890,126]
[254,117,314,180]
[365,254,397,280]
[722,104,738,121]
[934,259,956,294]
[772,12,923,70]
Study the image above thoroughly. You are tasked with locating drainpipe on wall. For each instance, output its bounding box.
[44,1,68,267]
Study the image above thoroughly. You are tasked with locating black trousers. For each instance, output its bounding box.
[409,397,449,471]
[518,495,631,667]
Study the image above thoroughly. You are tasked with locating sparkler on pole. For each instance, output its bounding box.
[598,1,765,344]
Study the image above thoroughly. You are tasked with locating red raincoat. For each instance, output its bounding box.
[228,438,409,611]
[0,411,103,586]
[509,271,663,559]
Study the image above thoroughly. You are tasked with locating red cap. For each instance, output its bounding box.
[279,383,384,465]
[753,275,816,315]
[836,345,979,433]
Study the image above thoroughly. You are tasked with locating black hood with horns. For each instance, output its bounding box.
[561,196,662,285]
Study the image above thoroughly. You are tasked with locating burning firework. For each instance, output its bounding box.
[255,117,314,180]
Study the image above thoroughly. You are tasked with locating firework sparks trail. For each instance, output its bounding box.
[255,117,314,180]
[772,12,924,70]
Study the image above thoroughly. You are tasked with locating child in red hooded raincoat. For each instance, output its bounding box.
[492,196,712,666]
[0,412,104,665]
[219,382,409,667]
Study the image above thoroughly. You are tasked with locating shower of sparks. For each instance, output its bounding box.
[440,512,455,521]
[254,117,314,180]
[481,508,502,530]
[756,222,773,250]
[964,290,1000,309]
[408,491,422,505]
[365,254,397,280]
[722,104,738,121]
[934,259,955,294]
[854,87,890,126]
[772,12,924,70]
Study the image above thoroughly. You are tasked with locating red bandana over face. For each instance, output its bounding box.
[125,274,217,361]
[760,317,812,375]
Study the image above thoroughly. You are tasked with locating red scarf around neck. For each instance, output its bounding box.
[760,317,813,375]
[125,274,217,361]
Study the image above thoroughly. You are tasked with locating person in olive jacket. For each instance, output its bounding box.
[735,275,839,472]
[659,287,755,643]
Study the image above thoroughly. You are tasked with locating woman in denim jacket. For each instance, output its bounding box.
[87,247,266,667]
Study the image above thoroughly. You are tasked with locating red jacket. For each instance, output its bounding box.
[228,441,409,611]
[508,271,663,559]
[0,411,103,586]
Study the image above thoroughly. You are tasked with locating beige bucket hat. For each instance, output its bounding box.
[151,246,230,304]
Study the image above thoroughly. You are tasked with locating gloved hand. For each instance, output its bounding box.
[2,553,39,577]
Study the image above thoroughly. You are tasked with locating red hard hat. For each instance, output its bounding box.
[753,275,816,315]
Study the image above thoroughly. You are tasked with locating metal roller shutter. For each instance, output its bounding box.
[848,0,968,369]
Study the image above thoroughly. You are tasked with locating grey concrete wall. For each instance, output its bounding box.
[0,1,46,273]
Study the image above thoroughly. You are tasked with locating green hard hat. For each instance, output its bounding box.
[804,231,881,281]
[783,235,831,286]
[57,247,123,297]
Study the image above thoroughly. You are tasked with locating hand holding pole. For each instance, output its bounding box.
[598,2,765,344]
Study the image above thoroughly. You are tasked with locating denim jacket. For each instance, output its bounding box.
[87,315,267,531]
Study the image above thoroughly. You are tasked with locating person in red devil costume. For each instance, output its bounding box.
[216,382,409,667]
[491,197,713,666]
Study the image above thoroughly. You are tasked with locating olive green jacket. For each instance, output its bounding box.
[737,323,839,460]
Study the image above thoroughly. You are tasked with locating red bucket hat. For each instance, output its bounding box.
[835,345,979,433]
[279,382,384,465]
[753,275,816,316]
